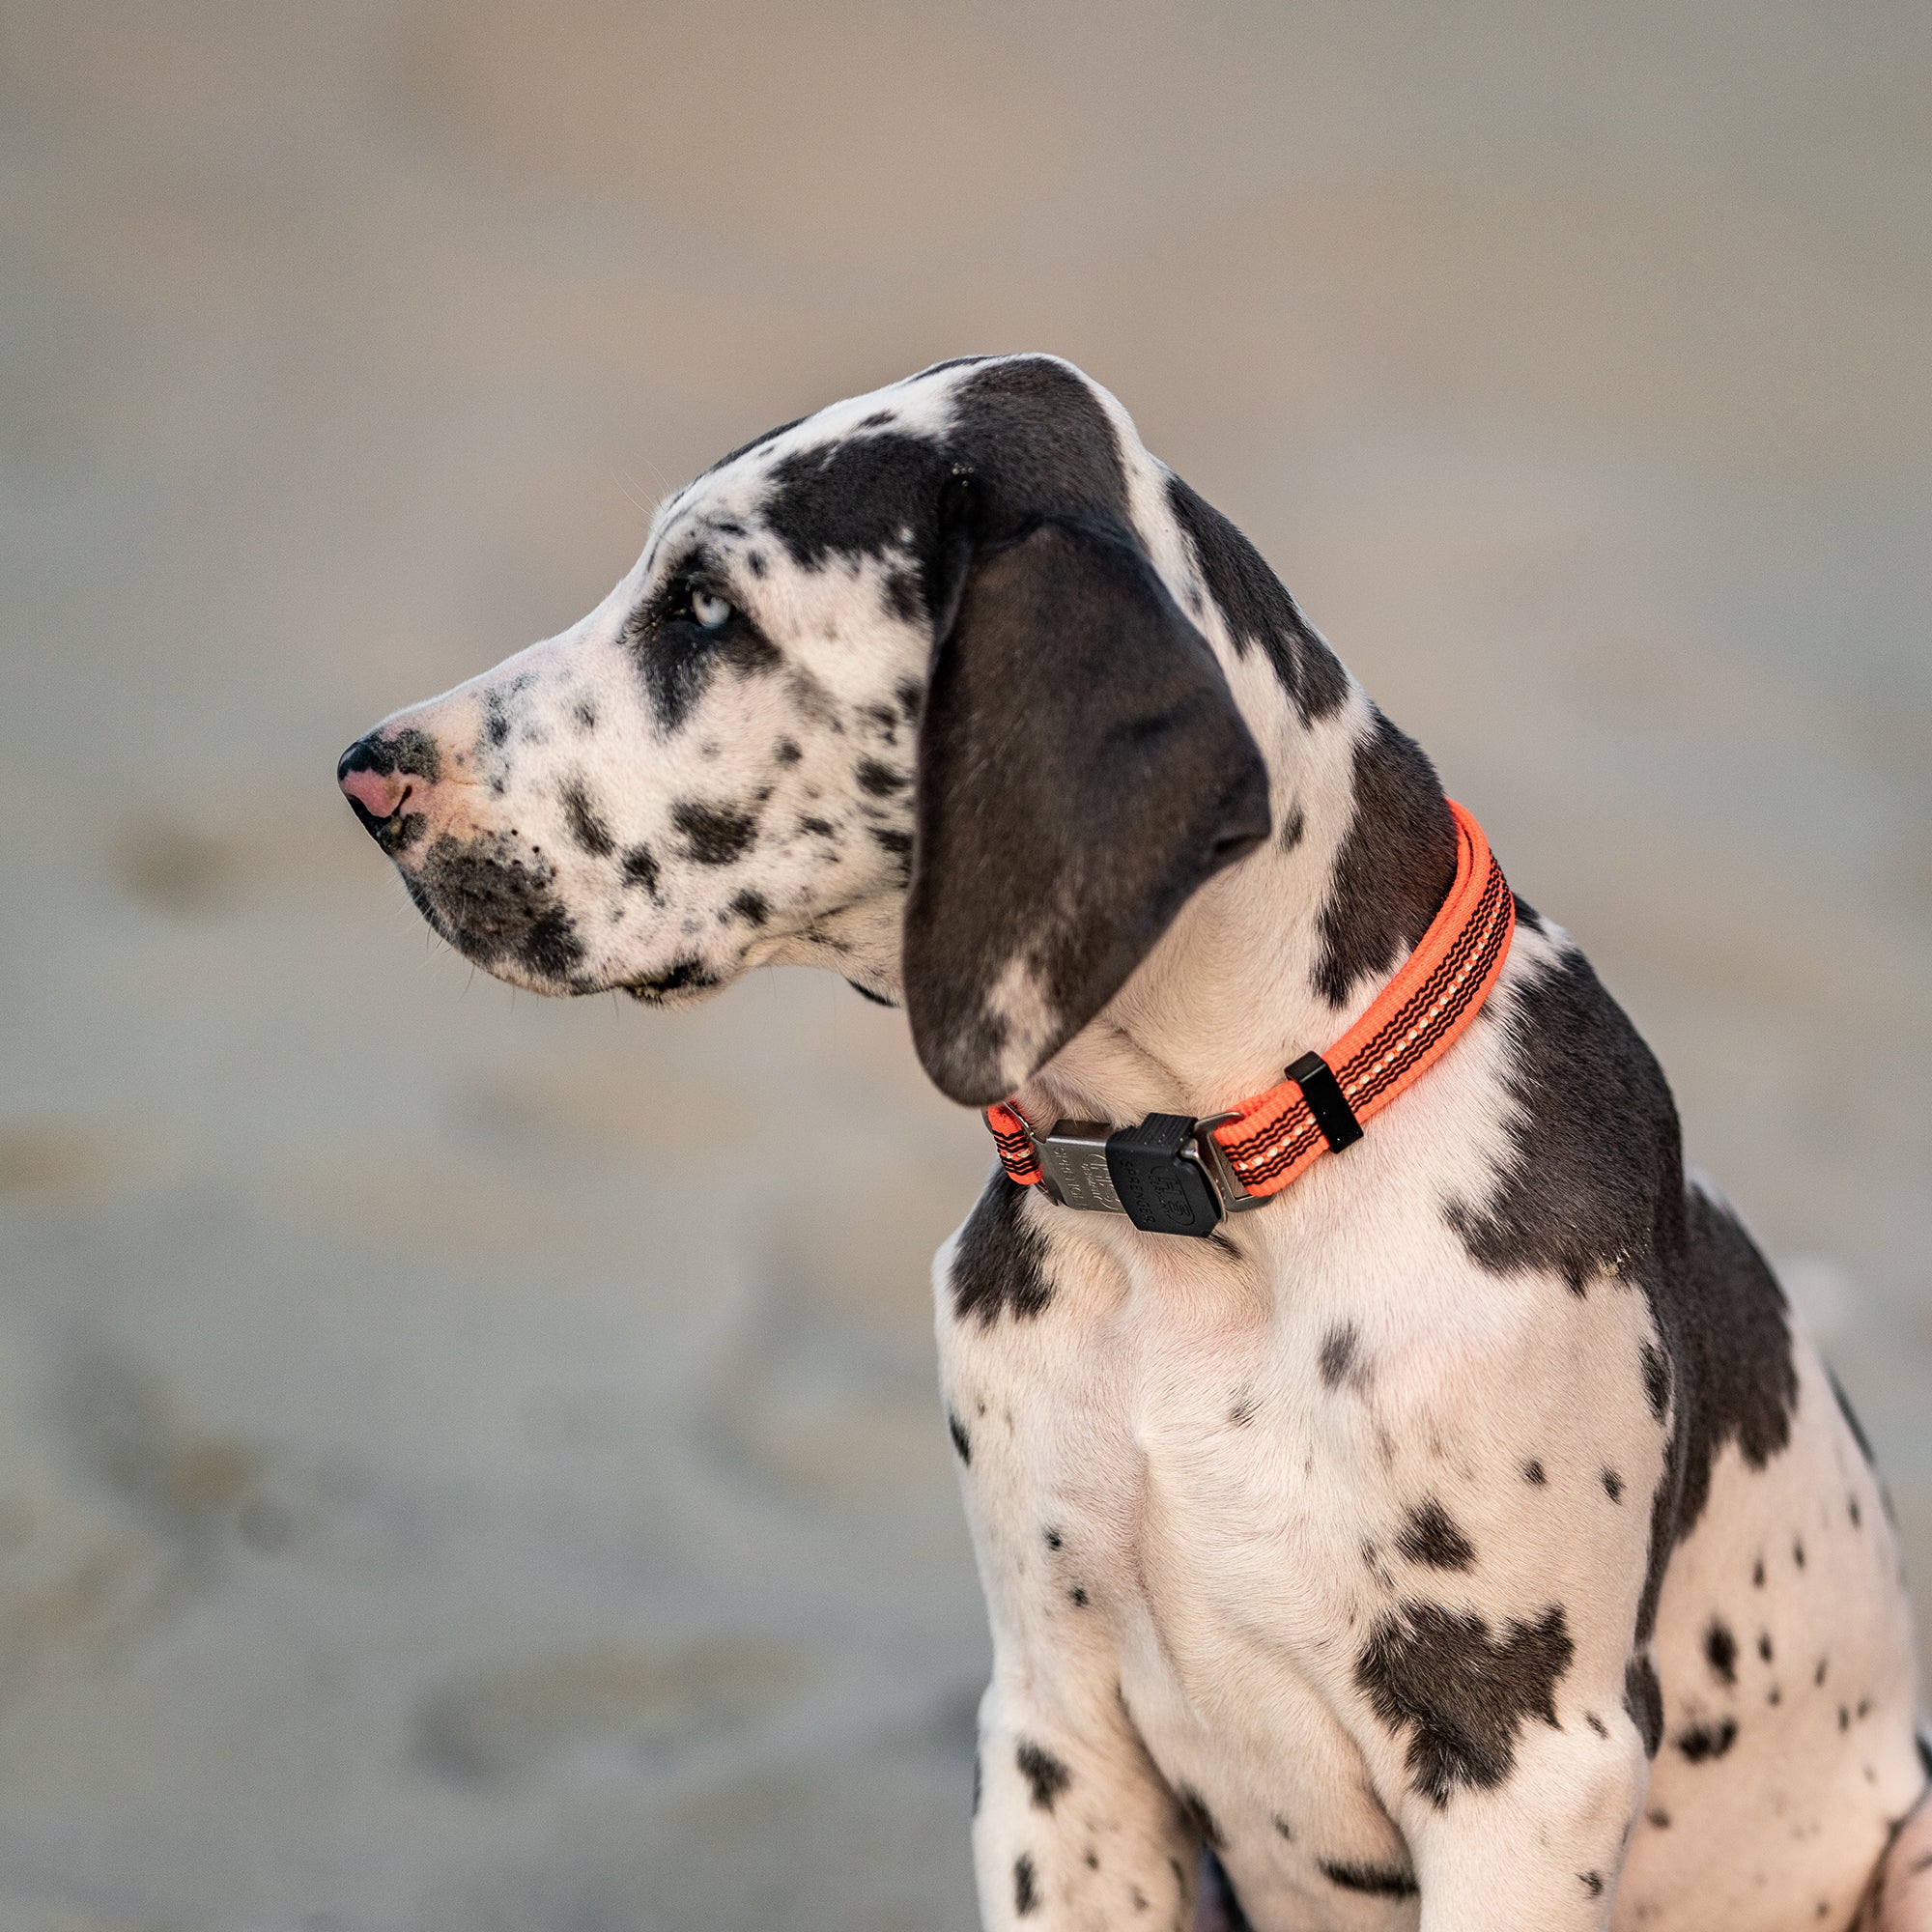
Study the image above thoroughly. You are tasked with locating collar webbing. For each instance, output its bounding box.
[984,800,1515,1217]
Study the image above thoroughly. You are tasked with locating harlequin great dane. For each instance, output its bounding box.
[338,355,1931,1931]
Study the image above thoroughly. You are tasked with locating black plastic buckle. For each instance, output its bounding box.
[1104,1114,1225,1236]
[1286,1051,1363,1151]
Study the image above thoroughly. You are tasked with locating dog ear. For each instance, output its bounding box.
[904,509,1271,1107]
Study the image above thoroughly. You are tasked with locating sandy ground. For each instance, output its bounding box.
[0,3,1928,1926]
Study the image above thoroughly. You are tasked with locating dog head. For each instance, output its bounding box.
[338,355,1272,1106]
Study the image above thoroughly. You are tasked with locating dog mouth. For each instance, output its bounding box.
[404,833,588,988]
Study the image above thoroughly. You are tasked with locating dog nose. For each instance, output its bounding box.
[337,735,418,840]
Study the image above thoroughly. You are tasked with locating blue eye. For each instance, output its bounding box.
[692,588,732,630]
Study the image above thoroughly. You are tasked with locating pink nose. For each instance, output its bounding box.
[340,766,411,818]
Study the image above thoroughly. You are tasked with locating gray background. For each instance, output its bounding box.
[1,4,1927,1926]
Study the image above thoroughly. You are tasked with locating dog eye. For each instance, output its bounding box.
[691,588,732,630]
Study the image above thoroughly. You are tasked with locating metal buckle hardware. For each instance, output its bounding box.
[1031,1112,1255,1237]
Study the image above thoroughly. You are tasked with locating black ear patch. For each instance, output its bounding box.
[904,514,1269,1106]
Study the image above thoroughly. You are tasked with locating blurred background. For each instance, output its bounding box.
[1,3,1928,1926]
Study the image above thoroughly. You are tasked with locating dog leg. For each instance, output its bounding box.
[972,1676,1200,1932]
[1394,1723,1645,1929]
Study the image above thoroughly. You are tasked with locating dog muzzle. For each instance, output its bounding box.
[983,800,1515,1237]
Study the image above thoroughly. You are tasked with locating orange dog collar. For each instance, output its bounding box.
[983,800,1515,1236]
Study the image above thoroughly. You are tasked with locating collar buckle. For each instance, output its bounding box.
[1032,1113,1256,1237]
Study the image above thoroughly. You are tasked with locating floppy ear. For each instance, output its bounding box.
[904,511,1271,1107]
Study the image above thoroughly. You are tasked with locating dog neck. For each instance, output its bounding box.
[1008,678,1460,1136]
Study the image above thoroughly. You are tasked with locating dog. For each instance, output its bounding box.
[338,354,1930,1930]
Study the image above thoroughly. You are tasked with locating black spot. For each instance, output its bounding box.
[746,550,766,577]
[671,799,758,866]
[1448,945,1800,1650]
[775,737,802,764]
[1849,1495,1861,1528]
[884,567,923,623]
[1816,1659,1829,1686]
[1068,1586,1088,1606]
[1647,1807,1671,1827]
[1586,1711,1607,1737]
[1794,1538,1805,1569]
[1705,1619,1738,1687]
[1524,1460,1547,1486]
[1604,1469,1625,1504]
[1396,1499,1476,1572]
[1320,1859,1418,1899]
[1840,1705,1851,1730]
[895,677,923,722]
[1582,1872,1604,1897]
[1272,1816,1293,1841]
[947,1411,971,1464]
[1014,1854,1038,1917]
[726,888,769,926]
[1759,1633,1774,1662]
[1164,472,1348,725]
[1675,1718,1739,1763]
[1320,1323,1360,1389]
[618,843,661,900]
[1753,1559,1766,1587]
[1279,802,1306,852]
[1016,1741,1071,1812]
[1356,1600,1574,1806]
[856,757,906,796]
[1625,1654,1663,1757]
[951,1176,1052,1326]
[1176,1785,1224,1850]
[624,954,719,1000]
[797,815,837,838]
[1641,1341,1671,1421]
[763,431,952,576]
[1043,1528,1062,1549]
[1312,711,1457,1008]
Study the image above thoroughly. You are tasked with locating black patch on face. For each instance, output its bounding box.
[1449,946,1800,1649]
[1396,1499,1476,1572]
[951,1176,1051,1326]
[947,1410,970,1463]
[1067,1586,1088,1606]
[1280,802,1306,852]
[1603,1469,1624,1503]
[775,736,802,764]
[869,824,913,880]
[1014,1854,1038,1917]
[1641,1341,1671,1421]
[1758,1633,1773,1662]
[1163,472,1349,726]
[624,955,720,999]
[796,815,837,838]
[671,799,758,866]
[856,757,906,796]
[1176,1785,1224,1850]
[727,888,769,926]
[1625,1654,1664,1756]
[1524,1460,1547,1486]
[342,725,442,784]
[559,780,614,858]
[763,431,949,576]
[414,835,584,981]
[628,589,783,737]
[1705,1619,1738,1687]
[1313,710,1458,1008]
[1016,1741,1071,1812]
[1356,1599,1574,1807]
[1585,1711,1607,1737]
[1582,1872,1604,1897]
[1320,1859,1418,1899]
[1320,1322,1359,1388]
[620,843,661,899]
[1675,1717,1738,1763]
